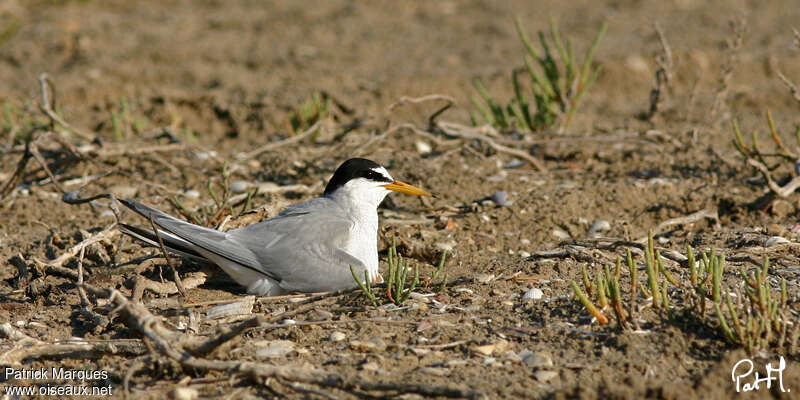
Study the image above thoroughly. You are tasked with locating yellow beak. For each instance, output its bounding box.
[381,180,433,197]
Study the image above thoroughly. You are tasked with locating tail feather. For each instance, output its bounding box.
[119,198,270,280]
[119,197,210,263]
[119,198,182,224]
[118,223,209,263]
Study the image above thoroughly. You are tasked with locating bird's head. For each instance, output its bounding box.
[324,158,432,208]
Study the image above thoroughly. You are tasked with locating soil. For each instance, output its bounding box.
[2,0,800,399]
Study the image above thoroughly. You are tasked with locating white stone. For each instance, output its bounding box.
[255,340,295,359]
[765,236,790,247]
[534,370,558,383]
[588,220,611,233]
[415,141,432,154]
[522,288,544,301]
[230,180,251,193]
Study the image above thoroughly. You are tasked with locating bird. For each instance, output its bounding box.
[118,158,433,296]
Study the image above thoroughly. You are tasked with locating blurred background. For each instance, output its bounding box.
[1,0,798,149]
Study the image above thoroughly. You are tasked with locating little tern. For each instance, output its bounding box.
[118,158,433,296]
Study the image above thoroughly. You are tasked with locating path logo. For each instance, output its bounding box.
[731,356,790,393]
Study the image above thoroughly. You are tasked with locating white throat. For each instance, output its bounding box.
[325,170,393,282]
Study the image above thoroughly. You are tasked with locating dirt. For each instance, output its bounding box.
[2,0,800,399]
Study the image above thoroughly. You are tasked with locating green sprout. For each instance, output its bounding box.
[472,17,606,133]
[288,91,332,135]
[351,239,448,307]
[385,238,419,305]
[350,265,378,307]
[111,96,149,140]
[571,230,796,354]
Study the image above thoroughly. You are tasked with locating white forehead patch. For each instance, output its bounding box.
[372,166,393,182]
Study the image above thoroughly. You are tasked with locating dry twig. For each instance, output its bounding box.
[775,69,800,104]
[747,158,800,197]
[354,123,454,156]
[710,18,746,122]
[646,22,674,120]
[645,208,719,239]
[38,73,95,141]
[387,94,455,126]
[437,121,547,172]
[148,213,187,297]
[132,271,208,302]
[236,121,322,160]
[0,323,144,365]
[81,284,483,399]
[31,223,118,279]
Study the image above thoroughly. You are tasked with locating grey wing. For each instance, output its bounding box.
[228,198,367,292]
[121,199,267,277]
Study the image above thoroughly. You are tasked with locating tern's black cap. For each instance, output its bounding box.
[324,158,392,195]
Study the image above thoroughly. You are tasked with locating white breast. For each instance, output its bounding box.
[342,209,380,280]
[324,174,391,282]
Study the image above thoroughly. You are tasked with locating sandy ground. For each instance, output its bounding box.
[1,0,800,398]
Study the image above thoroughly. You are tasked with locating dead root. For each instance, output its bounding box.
[79,284,485,399]
[0,323,145,366]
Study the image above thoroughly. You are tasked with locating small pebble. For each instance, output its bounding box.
[415,141,432,154]
[534,370,558,383]
[416,320,433,332]
[504,159,526,169]
[519,250,531,258]
[436,241,457,251]
[329,331,346,342]
[169,387,198,400]
[255,340,295,359]
[350,337,386,352]
[195,151,217,160]
[312,309,334,320]
[521,350,553,368]
[475,273,495,284]
[99,210,115,219]
[770,199,794,218]
[551,229,570,240]
[555,181,577,190]
[473,339,509,356]
[490,191,513,206]
[446,359,468,367]
[648,178,671,186]
[412,347,430,355]
[486,175,506,183]
[369,337,387,351]
[361,362,381,372]
[588,220,611,233]
[409,292,433,302]
[230,180,251,193]
[183,189,200,199]
[420,367,450,376]
[521,288,544,301]
[109,185,138,199]
[765,236,790,247]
